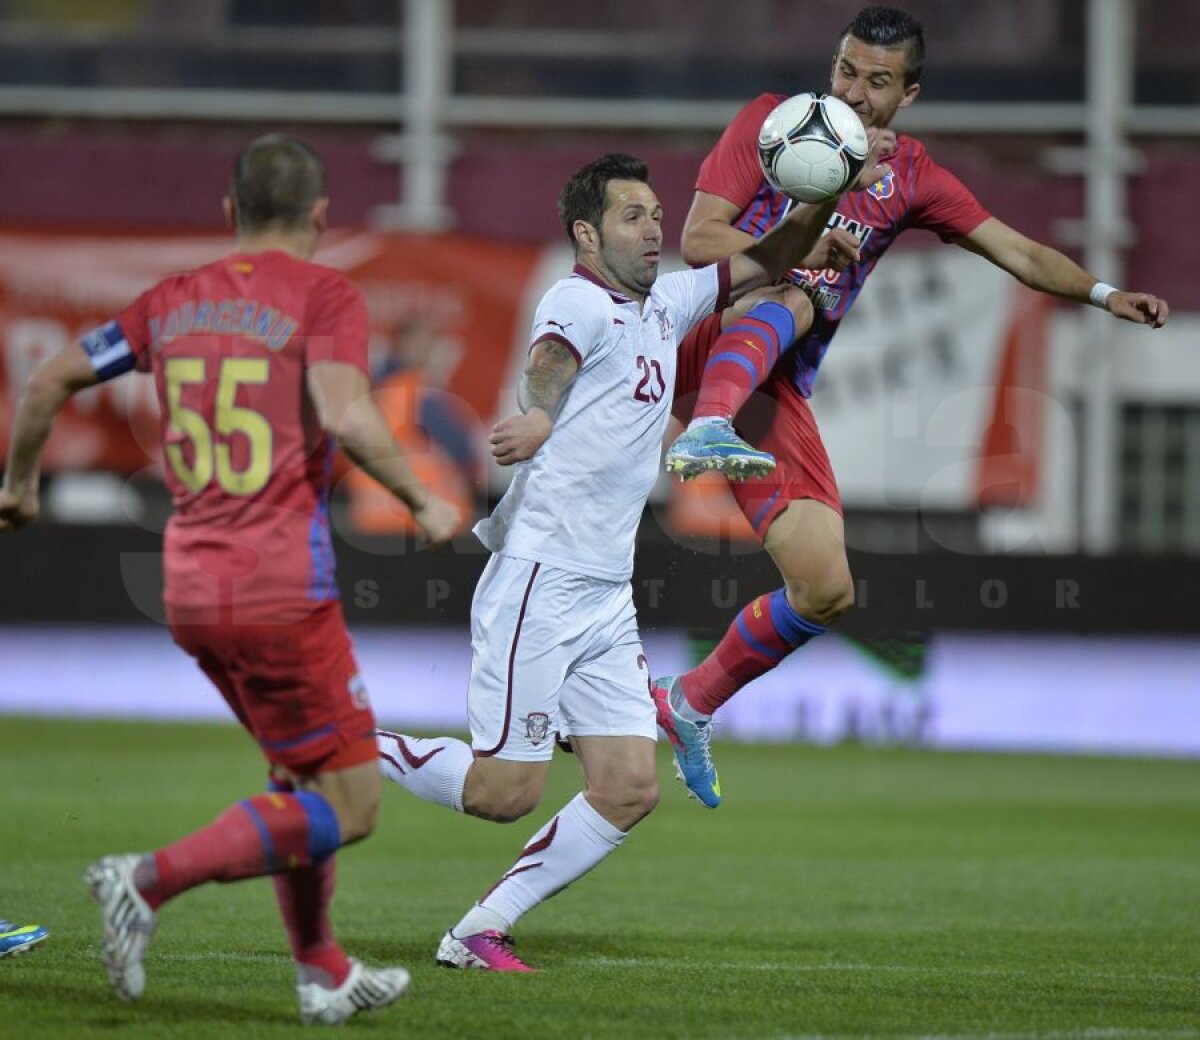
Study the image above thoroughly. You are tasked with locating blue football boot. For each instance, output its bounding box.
[651,676,721,808]
[0,920,48,959]
[665,419,776,481]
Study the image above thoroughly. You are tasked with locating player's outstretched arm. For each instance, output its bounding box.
[958,218,1169,328]
[307,361,459,543]
[491,338,580,466]
[725,197,841,300]
[0,345,100,531]
[681,192,761,268]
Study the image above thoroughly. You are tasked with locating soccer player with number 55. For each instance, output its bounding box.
[0,134,458,1023]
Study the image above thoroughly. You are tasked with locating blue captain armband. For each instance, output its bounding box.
[79,320,137,382]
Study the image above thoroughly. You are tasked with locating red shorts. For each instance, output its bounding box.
[167,600,377,773]
[675,312,842,539]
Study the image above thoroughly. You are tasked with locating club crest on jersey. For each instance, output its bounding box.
[348,674,370,710]
[867,169,896,201]
[653,307,673,340]
[522,712,551,746]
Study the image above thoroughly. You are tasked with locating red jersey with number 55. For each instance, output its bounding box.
[79,250,368,622]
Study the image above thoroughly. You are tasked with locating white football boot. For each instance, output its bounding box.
[297,958,411,1025]
[84,853,157,1001]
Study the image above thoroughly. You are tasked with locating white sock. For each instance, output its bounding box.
[376,731,472,812]
[451,904,511,937]
[472,793,627,930]
[669,684,711,723]
[687,415,727,431]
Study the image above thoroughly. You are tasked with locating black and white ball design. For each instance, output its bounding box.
[757,92,870,203]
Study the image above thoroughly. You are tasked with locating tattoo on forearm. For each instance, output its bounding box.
[520,340,578,416]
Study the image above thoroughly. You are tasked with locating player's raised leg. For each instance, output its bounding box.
[376,730,476,811]
[656,498,853,805]
[379,726,555,828]
[665,287,811,480]
[437,735,657,972]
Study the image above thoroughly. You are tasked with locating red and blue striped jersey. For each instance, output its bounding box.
[696,92,991,396]
[82,250,369,621]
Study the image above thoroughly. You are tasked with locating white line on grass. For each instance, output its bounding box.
[876,1032,1198,1040]
[585,956,1199,986]
[148,954,1198,1038]
[158,951,291,964]
[154,950,1198,990]
[774,1032,1200,1040]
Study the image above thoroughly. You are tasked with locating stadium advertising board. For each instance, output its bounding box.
[2,229,1036,511]
[1,626,1195,758]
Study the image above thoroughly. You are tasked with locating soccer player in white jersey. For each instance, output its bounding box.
[375,152,877,970]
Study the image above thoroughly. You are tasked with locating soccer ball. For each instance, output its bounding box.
[757,93,869,203]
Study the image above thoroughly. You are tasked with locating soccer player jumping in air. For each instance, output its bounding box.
[0,135,459,1023]
[374,151,887,971]
[656,5,1170,808]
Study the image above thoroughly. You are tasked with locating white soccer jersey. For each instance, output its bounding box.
[474,261,731,581]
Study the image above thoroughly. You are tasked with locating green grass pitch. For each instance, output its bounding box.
[1,716,1197,1038]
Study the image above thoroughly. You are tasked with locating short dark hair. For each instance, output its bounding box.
[557,153,651,246]
[841,6,925,86]
[230,133,326,232]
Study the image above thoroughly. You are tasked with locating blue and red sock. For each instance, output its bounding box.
[140,789,341,910]
[681,588,824,714]
[138,780,350,985]
[692,301,796,423]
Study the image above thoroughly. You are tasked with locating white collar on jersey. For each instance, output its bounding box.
[571,263,635,305]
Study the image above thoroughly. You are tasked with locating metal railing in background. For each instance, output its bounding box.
[1121,404,1200,554]
[1078,0,1133,554]
[0,0,1189,554]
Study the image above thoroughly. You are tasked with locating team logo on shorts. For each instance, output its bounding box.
[348,674,370,710]
[867,169,896,201]
[523,712,551,746]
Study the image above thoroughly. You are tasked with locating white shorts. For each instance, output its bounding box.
[467,553,657,762]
